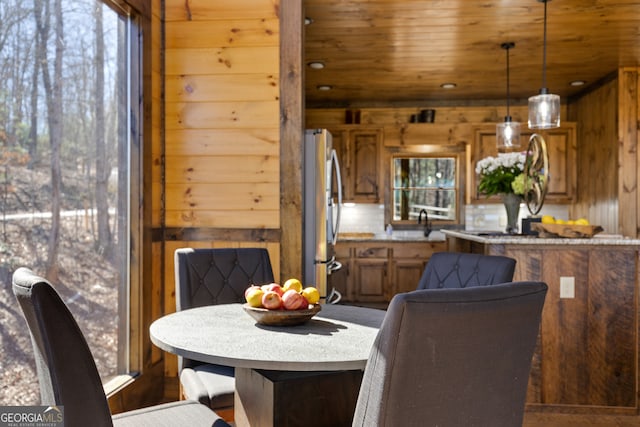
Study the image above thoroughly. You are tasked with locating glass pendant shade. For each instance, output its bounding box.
[497,118,521,149]
[528,90,560,129]
[528,0,560,130]
[497,42,521,149]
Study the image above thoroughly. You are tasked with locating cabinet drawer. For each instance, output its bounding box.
[334,244,351,258]
[392,242,445,259]
[354,247,388,258]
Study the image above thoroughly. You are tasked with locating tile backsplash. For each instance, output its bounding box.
[339,202,570,234]
[464,203,569,233]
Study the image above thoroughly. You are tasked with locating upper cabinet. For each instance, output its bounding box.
[330,127,383,203]
[469,123,577,204]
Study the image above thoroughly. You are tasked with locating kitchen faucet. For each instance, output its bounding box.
[418,209,433,237]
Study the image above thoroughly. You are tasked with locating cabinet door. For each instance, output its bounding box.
[470,123,576,203]
[351,130,381,202]
[328,127,382,202]
[329,129,348,199]
[393,259,427,295]
[353,259,388,302]
[327,261,351,301]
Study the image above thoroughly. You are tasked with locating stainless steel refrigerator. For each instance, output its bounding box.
[303,129,343,302]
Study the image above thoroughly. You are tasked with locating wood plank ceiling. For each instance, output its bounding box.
[303,0,640,107]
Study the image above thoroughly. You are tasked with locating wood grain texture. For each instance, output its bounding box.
[567,77,618,234]
[303,0,640,107]
[279,0,304,282]
[165,18,279,49]
[618,68,639,238]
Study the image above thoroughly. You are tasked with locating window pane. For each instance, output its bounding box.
[0,0,130,405]
[392,156,457,221]
[392,189,457,221]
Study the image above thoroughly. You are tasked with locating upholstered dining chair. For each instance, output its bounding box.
[12,267,230,427]
[353,281,548,427]
[174,247,275,417]
[417,251,516,289]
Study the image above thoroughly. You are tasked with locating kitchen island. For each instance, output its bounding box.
[443,230,640,418]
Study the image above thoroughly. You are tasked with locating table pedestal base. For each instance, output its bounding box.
[234,367,363,427]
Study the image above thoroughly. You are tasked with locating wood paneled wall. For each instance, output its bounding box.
[617,68,640,238]
[157,0,285,382]
[163,0,280,230]
[567,77,619,235]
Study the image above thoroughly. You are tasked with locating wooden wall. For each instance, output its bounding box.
[159,0,283,380]
[617,68,640,238]
[568,67,640,238]
[567,77,619,235]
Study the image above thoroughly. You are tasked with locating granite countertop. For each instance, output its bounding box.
[443,229,640,246]
[338,230,447,243]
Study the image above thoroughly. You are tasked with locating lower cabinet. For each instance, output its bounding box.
[329,240,446,303]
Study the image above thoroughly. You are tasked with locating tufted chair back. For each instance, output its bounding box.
[175,247,275,311]
[417,252,516,290]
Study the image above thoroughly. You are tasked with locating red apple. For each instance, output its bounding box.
[262,291,282,310]
[261,283,284,296]
[244,285,261,298]
[282,289,307,310]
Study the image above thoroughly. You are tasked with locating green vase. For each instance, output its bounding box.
[501,193,521,234]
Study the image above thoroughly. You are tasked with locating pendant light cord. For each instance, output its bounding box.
[542,0,548,89]
[506,45,511,117]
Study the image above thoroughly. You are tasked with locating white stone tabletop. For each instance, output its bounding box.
[150,303,386,371]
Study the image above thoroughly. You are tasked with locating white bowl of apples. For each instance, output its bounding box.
[243,279,321,326]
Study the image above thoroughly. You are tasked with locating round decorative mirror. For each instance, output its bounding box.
[524,133,549,215]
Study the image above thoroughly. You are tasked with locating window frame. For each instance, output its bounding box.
[387,146,465,228]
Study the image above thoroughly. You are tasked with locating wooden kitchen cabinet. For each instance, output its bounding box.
[329,240,446,303]
[329,127,383,202]
[469,123,577,204]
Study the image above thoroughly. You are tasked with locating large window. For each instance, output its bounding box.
[0,0,138,405]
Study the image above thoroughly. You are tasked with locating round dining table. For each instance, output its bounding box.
[150,303,386,427]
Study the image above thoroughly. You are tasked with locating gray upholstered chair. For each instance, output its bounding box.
[353,281,547,427]
[12,267,230,427]
[417,251,516,289]
[174,247,274,416]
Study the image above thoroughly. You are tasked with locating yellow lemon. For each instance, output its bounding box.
[555,218,566,224]
[567,220,575,225]
[541,215,555,224]
[301,286,320,304]
[575,218,590,226]
[283,278,303,293]
[245,288,265,307]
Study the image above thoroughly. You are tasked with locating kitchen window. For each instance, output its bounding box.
[391,155,459,223]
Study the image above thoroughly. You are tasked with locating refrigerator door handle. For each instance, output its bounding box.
[330,148,342,245]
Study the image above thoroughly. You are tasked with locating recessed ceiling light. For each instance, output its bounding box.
[441,83,457,89]
[305,17,313,25]
[308,62,325,70]
[317,85,332,91]
[570,80,586,86]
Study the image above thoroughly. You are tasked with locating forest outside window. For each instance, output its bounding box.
[392,155,458,223]
[0,0,140,405]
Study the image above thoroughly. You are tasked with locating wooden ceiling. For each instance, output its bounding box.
[303,0,640,108]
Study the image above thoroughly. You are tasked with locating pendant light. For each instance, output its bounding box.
[497,42,521,149]
[528,0,560,129]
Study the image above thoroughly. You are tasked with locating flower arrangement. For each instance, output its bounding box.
[475,152,526,197]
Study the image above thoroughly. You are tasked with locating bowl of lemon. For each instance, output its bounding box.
[532,216,603,238]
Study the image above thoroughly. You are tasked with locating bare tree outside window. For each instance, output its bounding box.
[0,0,130,405]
